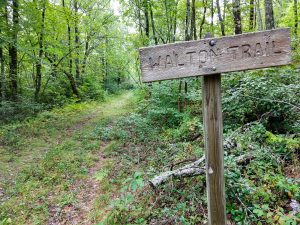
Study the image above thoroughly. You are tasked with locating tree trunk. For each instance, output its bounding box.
[149,1,158,44]
[35,1,46,100]
[173,0,179,42]
[137,0,143,36]
[63,71,79,97]
[178,80,182,112]
[233,0,242,34]
[191,0,197,40]
[0,45,5,101]
[62,0,73,76]
[81,34,89,76]
[210,0,214,35]
[216,0,225,36]
[0,2,7,101]
[9,0,19,100]
[164,0,171,43]
[223,0,227,26]
[144,0,150,38]
[257,0,263,30]
[185,0,191,41]
[249,0,255,31]
[199,0,208,39]
[74,0,80,81]
[264,0,275,30]
[294,0,298,36]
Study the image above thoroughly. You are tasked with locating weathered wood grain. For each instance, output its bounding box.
[139,28,291,82]
[202,74,226,225]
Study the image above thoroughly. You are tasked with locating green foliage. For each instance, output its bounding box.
[0,99,47,125]
[222,68,300,133]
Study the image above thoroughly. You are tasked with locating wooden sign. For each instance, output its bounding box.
[140,28,291,82]
[139,28,291,225]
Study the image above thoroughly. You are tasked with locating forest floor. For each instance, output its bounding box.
[1,87,299,225]
[0,91,136,225]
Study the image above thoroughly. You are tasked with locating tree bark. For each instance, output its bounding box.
[294,0,298,36]
[257,0,263,30]
[149,0,158,44]
[0,2,6,101]
[63,71,80,97]
[9,0,19,100]
[74,0,80,81]
[0,45,5,101]
[191,0,197,40]
[173,0,179,42]
[35,0,46,100]
[199,0,208,39]
[264,0,275,30]
[249,0,255,31]
[210,0,214,35]
[178,80,182,112]
[216,0,225,36]
[185,0,191,41]
[144,0,150,38]
[45,54,80,98]
[62,0,73,77]
[233,0,242,34]
[163,0,171,43]
[149,153,254,188]
[81,34,89,76]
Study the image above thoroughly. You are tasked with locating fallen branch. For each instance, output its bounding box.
[149,154,254,188]
[149,156,205,188]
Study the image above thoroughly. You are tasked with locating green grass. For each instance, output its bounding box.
[0,91,136,225]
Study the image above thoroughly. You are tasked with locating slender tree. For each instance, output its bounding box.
[294,0,298,35]
[216,0,225,36]
[9,0,19,100]
[257,0,263,30]
[35,0,46,99]
[74,0,81,81]
[185,0,191,41]
[191,0,197,40]
[233,0,242,34]
[210,0,214,35]
[149,0,158,44]
[0,2,6,101]
[249,0,255,31]
[144,0,150,38]
[0,42,4,101]
[199,0,208,38]
[264,0,275,30]
[173,0,179,42]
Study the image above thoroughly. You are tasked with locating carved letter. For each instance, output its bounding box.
[255,43,263,57]
[186,51,196,65]
[209,49,218,61]
[272,41,282,54]
[266,42,271,56]
[165,55,173,68]
[199,50,208,63]
[149,56,161,69]
[227,46,239,59]
[174,52,184,66]
[241,44,252,58]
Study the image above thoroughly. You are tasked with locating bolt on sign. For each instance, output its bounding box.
[139,28,291,225]
[140,29,291,82]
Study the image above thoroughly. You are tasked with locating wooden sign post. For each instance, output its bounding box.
[139,28,291,225]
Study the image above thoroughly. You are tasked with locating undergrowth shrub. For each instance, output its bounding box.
[0,98,46,125]
[222,68,300,133]
[101,67,299,224]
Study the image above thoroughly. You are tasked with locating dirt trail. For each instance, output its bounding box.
[48,146,108,225]
[47,92,134,225]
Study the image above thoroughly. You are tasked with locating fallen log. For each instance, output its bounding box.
[149,156,205,188]
[149,154,254,188]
